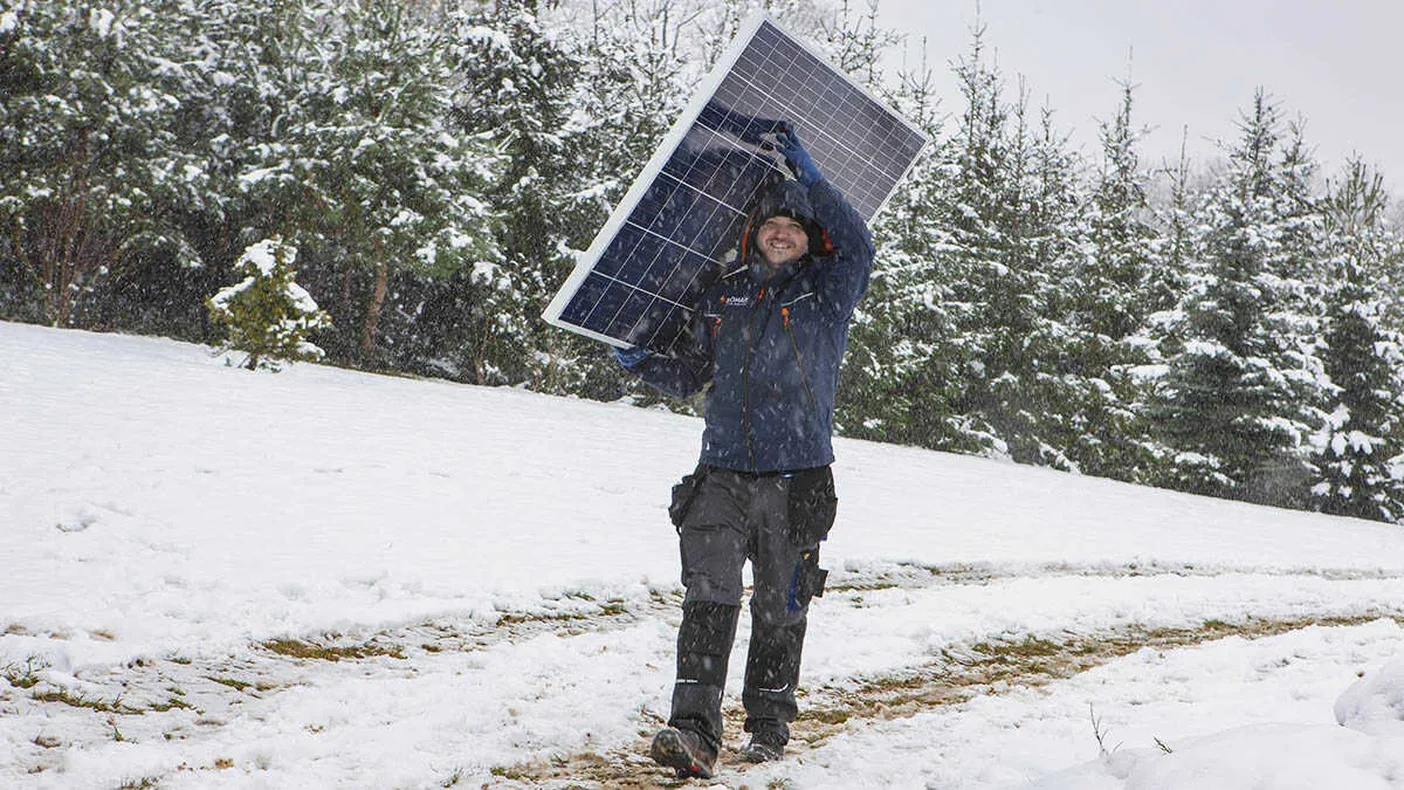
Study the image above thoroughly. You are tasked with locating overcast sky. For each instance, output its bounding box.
[874,0,1403,194]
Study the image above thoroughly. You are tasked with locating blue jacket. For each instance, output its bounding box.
[630,179,874,473]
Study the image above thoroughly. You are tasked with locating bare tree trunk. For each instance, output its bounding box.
[30,127,100,327]
[361,261,388,359]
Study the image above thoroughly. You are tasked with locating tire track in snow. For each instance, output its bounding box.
[9,563,1404,785]
[829,559,1404,592]
[500,612,1404,789]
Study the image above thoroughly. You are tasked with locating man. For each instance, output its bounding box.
[614,124,874,779]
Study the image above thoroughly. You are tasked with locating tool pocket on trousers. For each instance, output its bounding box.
[786,465,836,546]
[788,548,828,611]
[669,465,709,530]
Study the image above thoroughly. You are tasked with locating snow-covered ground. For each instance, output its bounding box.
[3,320,1403,789]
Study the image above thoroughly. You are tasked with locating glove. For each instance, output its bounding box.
[715,105,782,146]
[613,345,652,369]
[774,122,823,186]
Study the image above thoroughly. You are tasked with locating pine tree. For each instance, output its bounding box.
[231,0,499,367]
[1146,92,1325,507]
[928,25,1025,457]
[1000,96,1087,470]
[207,237,331,371]
[80,0,292,340]
[0,0,207,326]
[837,52,973,450]
[1057,75,1160,480]
[933,26,1082,466]
[1310,160,1404,522]
[446,0,598,388]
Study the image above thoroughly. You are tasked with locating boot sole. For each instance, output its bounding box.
[739,743,784,764]
[650,729,714,779]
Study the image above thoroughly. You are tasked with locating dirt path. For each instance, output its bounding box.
[6,562,1402,787]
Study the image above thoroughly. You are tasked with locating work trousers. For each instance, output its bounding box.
[667,467,829,753]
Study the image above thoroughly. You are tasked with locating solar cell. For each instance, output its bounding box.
[543,13,927,353]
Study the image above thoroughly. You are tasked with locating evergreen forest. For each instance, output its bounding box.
[4,0,1403,523]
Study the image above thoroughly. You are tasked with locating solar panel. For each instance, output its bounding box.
[542,13,928,352]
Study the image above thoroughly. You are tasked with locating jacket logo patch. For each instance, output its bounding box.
[722,295,753,308]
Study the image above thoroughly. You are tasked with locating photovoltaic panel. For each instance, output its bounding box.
[542,14,927,353]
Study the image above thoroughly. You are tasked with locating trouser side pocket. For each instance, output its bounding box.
[669,465,709,531]
[785,466,836,546]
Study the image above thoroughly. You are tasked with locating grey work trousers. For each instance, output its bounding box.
[667,467,829,751]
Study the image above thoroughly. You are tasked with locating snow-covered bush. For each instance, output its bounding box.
[206,238,330,371]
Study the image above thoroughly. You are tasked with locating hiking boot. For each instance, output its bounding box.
[650,727,716,779]
[738,730,786,763]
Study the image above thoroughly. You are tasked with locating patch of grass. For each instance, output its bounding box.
[209,676,253,691]
[261,637,405,662]
[3,655,49,689]
[32,685,188,714]
[489,765,530,780]
[826,580,899,593]
[972,635,1062,661]
[802,612,1404,747]
[146,697,193,712]
[33,688,128,713]
[806,707,853,726]
[495,599,633,628]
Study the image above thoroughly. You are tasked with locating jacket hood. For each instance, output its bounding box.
[741,180,834,265]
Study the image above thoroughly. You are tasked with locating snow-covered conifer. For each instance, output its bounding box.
[933,25,1084,466]
[1055,76,1161,480]
[1310,160,1404,522]
[0,0,207,325]
[1146,92,1326,507]
[207,238,330,371]
[838,53,972,451]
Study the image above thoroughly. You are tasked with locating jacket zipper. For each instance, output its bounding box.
[782,307,820,416]
[741,286,766,472]
[739,269,812,473]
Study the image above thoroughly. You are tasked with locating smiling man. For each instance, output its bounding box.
[755,213,810,268]
[611,124,875,778]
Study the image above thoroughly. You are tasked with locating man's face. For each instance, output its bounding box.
[756,216,810,268]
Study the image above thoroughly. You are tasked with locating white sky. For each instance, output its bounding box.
[874,0,1404,194]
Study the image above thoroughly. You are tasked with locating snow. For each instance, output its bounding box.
[1337,657,1404,739]
[3,320,1404,788]
[88,8,115,39]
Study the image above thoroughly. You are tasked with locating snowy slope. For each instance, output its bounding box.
[2,320,1403,788]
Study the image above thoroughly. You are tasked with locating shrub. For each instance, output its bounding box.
[207,238,331,371]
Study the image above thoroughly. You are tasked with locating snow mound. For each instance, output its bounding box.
[1335,656,1404,737]
[1032,723,1404,790]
